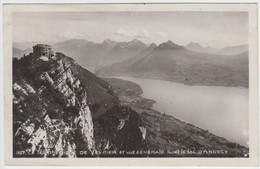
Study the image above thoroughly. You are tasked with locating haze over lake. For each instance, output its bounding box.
[114,76,249,146]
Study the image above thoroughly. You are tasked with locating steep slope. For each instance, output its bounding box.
[96,43,157,75]
[13,52,147,157]
[97,40,249,87]
[93,106,148,155]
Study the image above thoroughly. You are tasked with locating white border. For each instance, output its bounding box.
[1,1,259,169]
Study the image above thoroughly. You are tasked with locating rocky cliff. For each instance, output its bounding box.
[13,53,146,157]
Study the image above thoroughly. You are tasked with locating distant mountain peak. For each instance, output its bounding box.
[113,39,147,49]
[102,39,116,44]
[65,38,85,42]
[167,40,181,47]
[131,38,140,42]
[128,39,144,45]
[187,42,203,48]
[159,40,183,49]
[149,43,157,48]
[185,42,218,54]
[101,39,117,48]
[61,38,95,45]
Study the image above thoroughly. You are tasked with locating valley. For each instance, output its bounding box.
[104,76,249,146]
[103,77,249,157]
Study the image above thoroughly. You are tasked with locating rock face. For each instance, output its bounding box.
[93,106,148,156]
[13,52,145,157]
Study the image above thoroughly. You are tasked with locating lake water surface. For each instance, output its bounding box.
[113,76,249,147]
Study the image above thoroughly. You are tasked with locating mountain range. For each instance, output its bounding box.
[13,39,148,71]
[186,42,248,56]
[97,40,248,87]
[13,39,248,70]
[13,39,248,87]
[13,49,248,157]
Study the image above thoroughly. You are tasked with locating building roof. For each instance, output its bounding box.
[33,44,52,48]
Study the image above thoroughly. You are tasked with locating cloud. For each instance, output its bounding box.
[135,29,151,39]
[156,32,168,37]
[59,31,85,40]
[115,29,151,39]
[114,29,134,37]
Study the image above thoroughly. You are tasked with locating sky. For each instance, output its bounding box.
[13,12,248,49]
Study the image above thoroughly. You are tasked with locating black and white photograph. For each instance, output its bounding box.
[3,3,259,167]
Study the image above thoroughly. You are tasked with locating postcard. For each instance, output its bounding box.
[3,3,259,166]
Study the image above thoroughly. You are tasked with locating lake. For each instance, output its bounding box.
[113,76,249,147]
